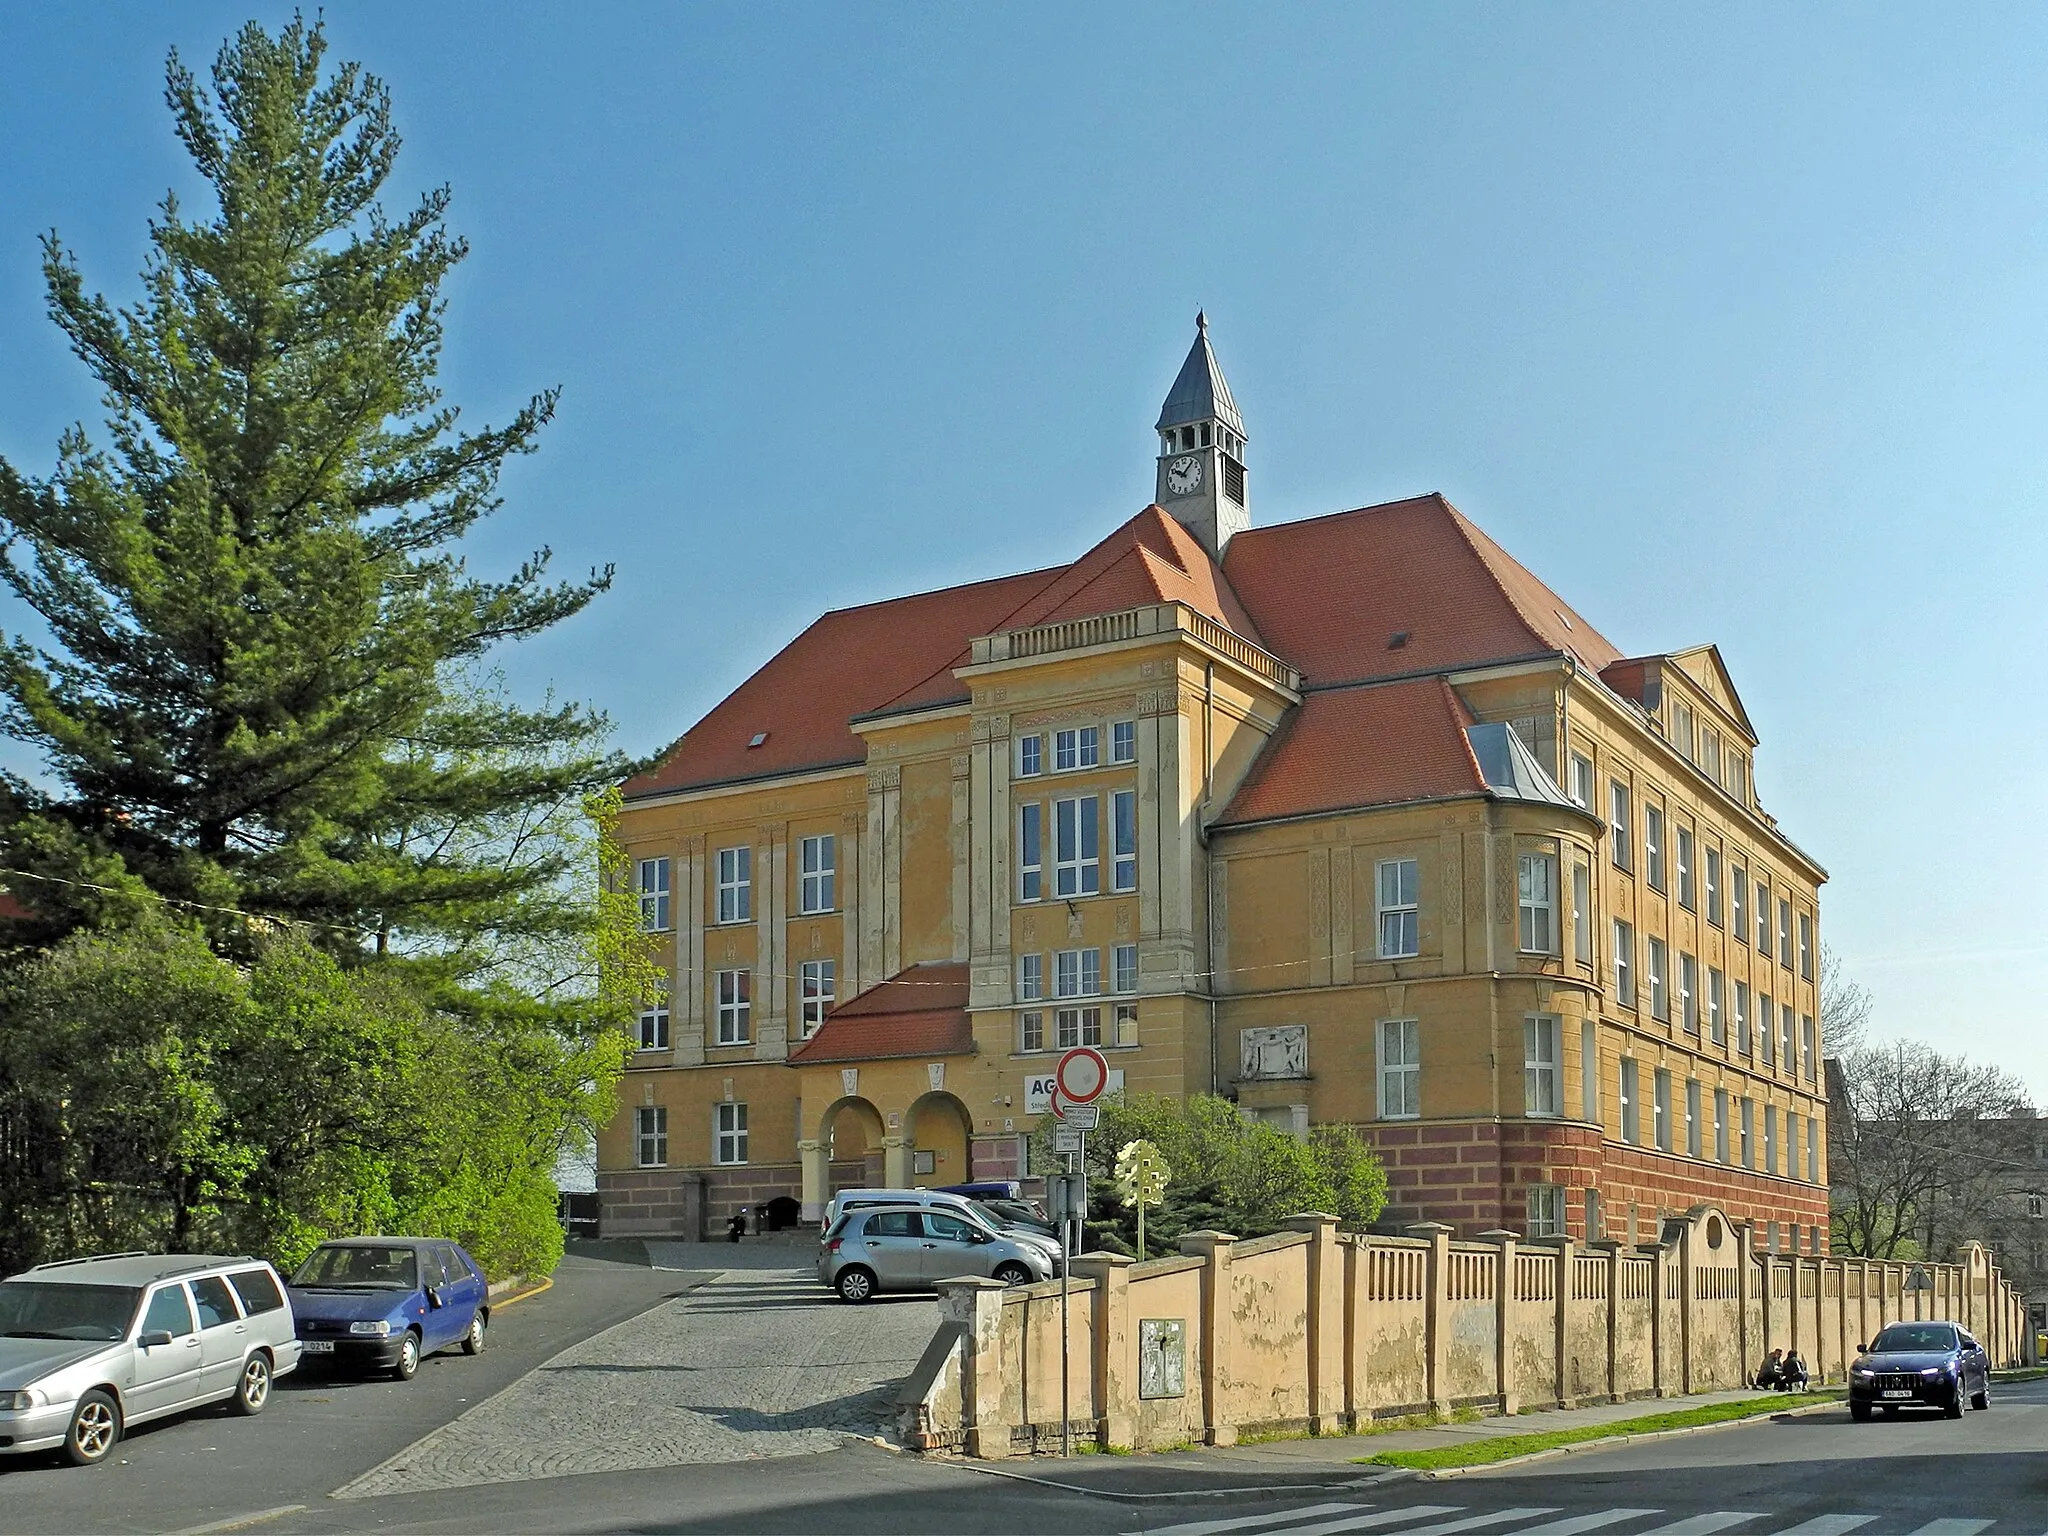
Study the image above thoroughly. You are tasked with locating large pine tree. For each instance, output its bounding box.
[0,17,621,959]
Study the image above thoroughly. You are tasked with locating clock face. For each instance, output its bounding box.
[1166,454,1203,496]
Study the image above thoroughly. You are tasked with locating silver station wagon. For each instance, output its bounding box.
[0,1251,302,1466]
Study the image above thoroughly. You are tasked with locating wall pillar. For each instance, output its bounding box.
[1736,1220,1758,1384]
[1069,1251,1135,1449]
[1286,1213,1344,1434]
[1589,1237,1623,1401]
[1180,1230,1238,1446]
[1406,1221,1453,1416]
[1478,1229,1519,1414]
[938,1276,1012,1459]
[882,1134,912,1189]
[798,1139,829,1223]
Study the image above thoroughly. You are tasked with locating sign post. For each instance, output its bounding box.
[1051,1046,1109,1457]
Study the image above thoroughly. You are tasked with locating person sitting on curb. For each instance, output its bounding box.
[1755,1348,1786,1389]
[1781,1350,1810,1391]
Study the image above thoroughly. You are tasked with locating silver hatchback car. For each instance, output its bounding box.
[0,1252,302,1466]
[819,1204,1054,1303]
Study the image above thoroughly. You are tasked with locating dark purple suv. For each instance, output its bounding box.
[1848,1320,1990,1420]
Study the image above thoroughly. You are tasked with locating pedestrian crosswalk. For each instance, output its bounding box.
[1127,1505,2034,1536]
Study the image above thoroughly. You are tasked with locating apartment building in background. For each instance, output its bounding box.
[598,318,1831,1250]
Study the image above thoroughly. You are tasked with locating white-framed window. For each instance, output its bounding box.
[1524,1014,1560,1117]
[1764,1104,1778,1176]
[1676,827,1695,910]
[1572,862,1592,964]
[1055,947,1101,997]
[1378,1018,1420,1119]
[1731,867,1748,943]
[714,1101,748,1165]
[798,834,836,914]
[637,1002,670,1051]
[1018,952,1043,1002]
[1705,848,1722,926]
[637,857,671,932]
[1798,912,1814,980]
[1377,858,1420,958]
[1609,781,1632,870]
[716,845,751,924]
[715,968,751,1045]
[1787,1111,1801,1179]
[1112,789,1137,892]
[1020,1011,1045,1052]
[1778,899,1794,968]
[1619,1058,1640,1144]
[1645,804,1665,891]
[1680,952,1698,1034]
[1654,1068,1673,1151]
[1702,725,1723,782]
[1809,1119,1821,1183]
[1518,852,1557,955]
[1613,919,1635,1006]
[1740,1097,1755,1169]
[1056,1006,1102,1048]
[1759,991,1776,1066]
[1114,1001,1138,1046]
[1755,876,1772,950]
[1527,1184,1565,1239]
[1781,1002,1797,1075]
[1581,1018,1599,1121]
[1729,753,1749,803]
[1111,719,1136,764]
[1673,700,1695,760]
[1054,726,1100,771]
[1113,943,1138,995]
[1054,796,1100,897]
[1706,967,1725,1044]
[635,1106,668,1167]
[1570,751,1594,809]
[799,959,835,1037]
[1686,1079,1703,1158]
[1018,803,1043,901]
[1735,981,1752,1055]
[1647,937,1669,1021]
[1017,734,1043,777]
[1715,1088,1730,1163]
[1802,1015,1817,1082]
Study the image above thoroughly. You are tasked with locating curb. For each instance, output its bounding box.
[1407,1396,1843,1480]
[489,1275,553,1310]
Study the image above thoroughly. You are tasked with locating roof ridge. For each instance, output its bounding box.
[819,561,1069,621]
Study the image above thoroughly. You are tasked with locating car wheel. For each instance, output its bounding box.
[1971,1383,1990,1411]
[1945,1385,1966,1418]
[233,1352,272,1415]
[1849,1401,1871,1422]
[461,1311,487,1356]
[835,1266,876,1304]
[64,1389,121,1467]
[392,1329,421,1381]
[992,1262,1033,1287]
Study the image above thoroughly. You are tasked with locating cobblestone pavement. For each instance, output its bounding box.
[332,1262,939,1499]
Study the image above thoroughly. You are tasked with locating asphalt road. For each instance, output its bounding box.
[0,1247,694,1536]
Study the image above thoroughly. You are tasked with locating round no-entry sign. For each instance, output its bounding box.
[1055,1045,1110,1105]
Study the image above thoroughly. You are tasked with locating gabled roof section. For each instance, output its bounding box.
[1667,644,1758,744]
[1155,314,1245,437]
[1465,721,1581,811]
[623,569,1059,799]
[786,962,973,1065]
[1222,494,1624,688]
[1213,677,1485,828]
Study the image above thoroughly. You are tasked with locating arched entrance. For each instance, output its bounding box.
[906,1091,973,1189]
[802,1096,886,1220]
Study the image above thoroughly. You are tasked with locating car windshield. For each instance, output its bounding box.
[1871,1324,1958,1353]
[292,1245,419,1290]
[0,1281,141,1342]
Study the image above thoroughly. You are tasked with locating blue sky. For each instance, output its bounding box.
[2,4,2043,1096]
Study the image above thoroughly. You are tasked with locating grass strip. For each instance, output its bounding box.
[1359,1392,1841,1471]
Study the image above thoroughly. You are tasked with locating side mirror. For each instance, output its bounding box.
[140,1330,173,1348]
[425,1287,444,1310]
[1855,1343,1867,1354]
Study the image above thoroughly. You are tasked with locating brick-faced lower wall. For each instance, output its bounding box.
[1355,1117,1831,1249]
[598,1168,705,1239]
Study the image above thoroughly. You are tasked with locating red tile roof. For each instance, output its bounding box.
[1221,494,1622,687]
[1214,677,1485,827]
[786,962,973,1065]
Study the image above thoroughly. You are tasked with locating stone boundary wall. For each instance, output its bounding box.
[899,1203,2029,1456]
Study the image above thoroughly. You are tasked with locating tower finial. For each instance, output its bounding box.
[1196,309,1207,334]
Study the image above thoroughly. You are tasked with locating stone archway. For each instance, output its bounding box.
[802,1096,887,1221]
[906,1091,973,1189]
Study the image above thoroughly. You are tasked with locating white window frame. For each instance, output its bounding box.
[1732,867,1748,943]
[1755,876,1772,949]
[1715,1088,1730,1163]
[1680,952,1698,1034]
[637,1003,670,1051]
[1378,1018,1420,1119]
[1020,1010,1045,1053]
[1787,1111,1801,1179]
[715,968,752,1045]
[1782,1002,1797,1075]
[1581,1018,1599,1122]
[1054,795,1100,898]
[1706,967,1725,1045]
[1609,781,1632,870]
[1114,1001,1138,1047]
[1377,858,1420,958]
[635,1105,668,1168]
[799,958,835,1038]
[1018,952,1043,1002]
[1055,1005,1102,1049]
[1113,943,1138,995]
[1802,1015,1816,1082]
[1110,719,1136,764]
[1112,789,1137,892]
[1654,1067,1672,1152]
[1809,1119,1821,1183]
[1518,852,1557,955]
[1644,804,1665,891]
[1799,912,1814,980]
[715,845,751,925]
[1054,726,1100,772]
[1736,981,1752,1056]
[1016,734,1043,777]
[1570,751,1594,809]
[1778,899,1794,969]
[1524,1014,1560,1117]
[798,833,836,914]
[1613,919,1635,1006]
[1055,947,1101,998]
[1018,803,1043,902]
[1676,826,1695,910]
[1759,992,1776,1067]
[714,1101,748,1166]
[1572,862,1592,964]
[1619,1058,1640,1144]
[1686,1078,1703,1158]
[1648,937,1668,1021]
[637,857,672,934]
[1527,1185,1565,1239]
[1764,1104,1778,1176]
[1741,1097,1755,1169]
[1705,848,1722,926]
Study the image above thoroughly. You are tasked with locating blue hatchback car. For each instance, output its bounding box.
[287,1238,490,1381]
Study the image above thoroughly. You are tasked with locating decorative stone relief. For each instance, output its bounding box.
[1385,984,1406,1015]
[1115,904,1133,937]
[867,765,902,791]
[1240,1024,1308,1081]
[1309,849,1330,937]
[841,1068,859,1098]
[1020,915,1037,944]
[971,712,1011,741]
[951,753,971,778]
[928,1063,946,1091]
[1067,906,1085,939]
[809,925,823,955]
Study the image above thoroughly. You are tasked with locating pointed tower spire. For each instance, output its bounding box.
[1155,314,1249,556]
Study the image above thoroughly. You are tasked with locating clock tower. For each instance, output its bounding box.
[1155,312,1249,558]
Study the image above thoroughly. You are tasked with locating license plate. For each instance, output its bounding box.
[301,1340,335,1354]
[1880,1389,1911,1398]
